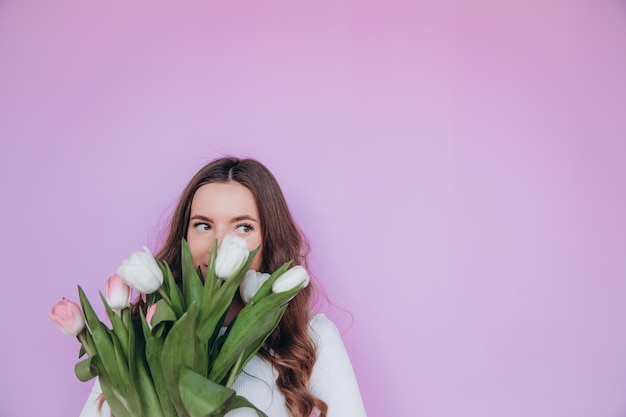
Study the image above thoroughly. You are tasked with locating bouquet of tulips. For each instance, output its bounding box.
[49,235,310,417]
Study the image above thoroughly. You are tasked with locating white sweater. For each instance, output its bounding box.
[79,314,367,417]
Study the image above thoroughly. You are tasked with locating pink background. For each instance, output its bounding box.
[1,1,626,416]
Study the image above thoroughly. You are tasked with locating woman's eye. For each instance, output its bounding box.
[194,222,211,232]
[236,224,253,233]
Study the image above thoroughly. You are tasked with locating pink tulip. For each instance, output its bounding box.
[105,273,132,313]
[146,304,157,329]
[49,298,86,336]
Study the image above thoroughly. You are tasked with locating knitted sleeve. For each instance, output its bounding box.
[308,314,368,417]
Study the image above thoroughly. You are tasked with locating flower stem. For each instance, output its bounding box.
[158,287,172,306]
[77,330,96,357]
[225,351,244,388]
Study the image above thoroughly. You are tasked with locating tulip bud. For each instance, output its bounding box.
[239,270,270,304]
[105,273,132,313]
[272,266,310,293]
[145,304,157,330]
[215,234,249,280]
[49,298,86,337]
[117,246,164,294]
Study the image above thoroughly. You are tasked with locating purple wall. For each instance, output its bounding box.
[1,1,626,416]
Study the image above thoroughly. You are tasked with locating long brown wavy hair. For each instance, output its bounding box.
[157,157,328,417]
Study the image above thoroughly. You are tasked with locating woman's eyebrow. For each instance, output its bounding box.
[189,214,258,222]
[190,214,211,221]
[232,215,258,222]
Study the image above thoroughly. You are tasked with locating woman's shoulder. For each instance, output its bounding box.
[307,313,344,348]
[308,313,337,332]
[307,313,369,416]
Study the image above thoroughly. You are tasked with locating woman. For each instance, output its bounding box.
[79,157,367,417]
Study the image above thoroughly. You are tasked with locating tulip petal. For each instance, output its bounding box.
[49,298,86,337]
[271,266,310,293]
[239,271,271,304]
[215,234,249,279]
[117,248,164,294]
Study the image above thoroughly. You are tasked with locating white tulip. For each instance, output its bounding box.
[271,265,310,293]
[117,246,164,294]
[215,234,249,279]
[239,270,270,304]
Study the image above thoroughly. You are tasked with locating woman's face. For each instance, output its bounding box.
[186,182,263,276]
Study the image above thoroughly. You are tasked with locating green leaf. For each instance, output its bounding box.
[98,291,129,354]
[161,302,201,417]
[134,357,166,417]
[140,309,178,417]
[124,308,135,372]
[109,326,132,383]
[182,238,203,308]
[224,351,244,388]
[159,261,186,317]
[196,247,260,343]
[78,286,145,417]
[237,304,287,379]
[228,395,269,417]
[179,367,235,417]
[98,373,136,417]
[209,286,299,384]
[146,291,157,305]
[74,355,98,382]
[198,239,219,321]
[209,306,286,385]
[150,298,177,329]
[77,328,97,359]
[107,324,144,416]
[77,286,121,383]
[205,309,229,370]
